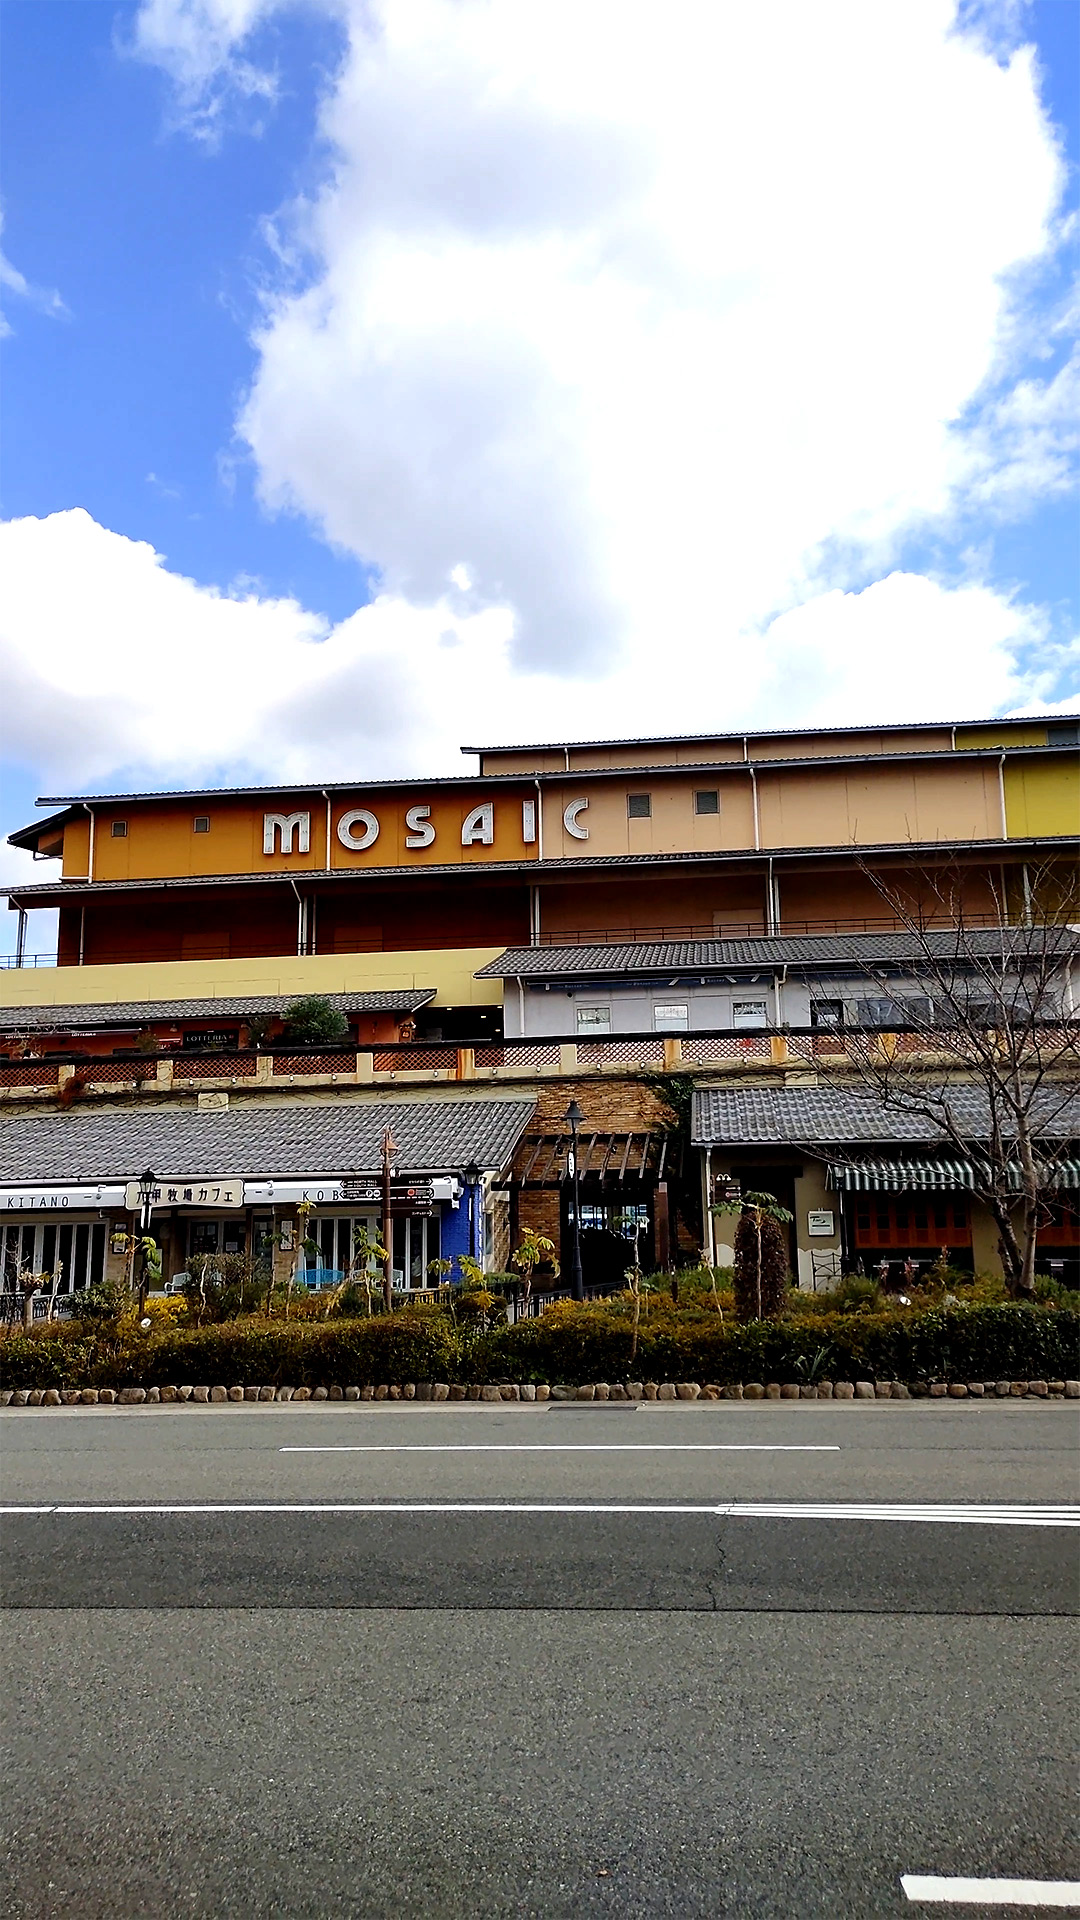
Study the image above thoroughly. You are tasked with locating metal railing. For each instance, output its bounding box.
[0,910,1037,972]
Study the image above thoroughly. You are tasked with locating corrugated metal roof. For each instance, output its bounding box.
[463,715,1077,753]
[692,1083,1080,1148]
[0,1097,537,1184]
[478,927,1079,978]
[0,990,436,1033]
[5,835,1076,904]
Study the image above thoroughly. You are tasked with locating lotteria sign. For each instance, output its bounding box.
[262,797,591,857]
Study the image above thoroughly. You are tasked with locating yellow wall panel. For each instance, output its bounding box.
[1004,760,1080,839]
[0,947,505,1013]
[959,724,1047,750]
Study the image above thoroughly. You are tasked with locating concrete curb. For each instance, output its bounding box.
[2,1379,1077,1407]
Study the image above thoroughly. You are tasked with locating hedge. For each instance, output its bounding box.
[472,1304,1080,1387]
[0,1308,459,1392]
[1,1304,1075,1392]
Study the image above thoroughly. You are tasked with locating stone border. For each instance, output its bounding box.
[2,1378,1077,1407]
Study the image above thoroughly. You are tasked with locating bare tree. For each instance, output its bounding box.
[788,860,1080,1298]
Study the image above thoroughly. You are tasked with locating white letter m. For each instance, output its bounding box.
[263,811,311,855]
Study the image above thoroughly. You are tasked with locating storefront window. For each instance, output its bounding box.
[1,1219,106,1292]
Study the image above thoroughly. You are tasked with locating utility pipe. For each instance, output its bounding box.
[321,790,332,871]
[288,876,306,956]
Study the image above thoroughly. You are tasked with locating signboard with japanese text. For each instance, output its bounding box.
[124,1179,245,1210]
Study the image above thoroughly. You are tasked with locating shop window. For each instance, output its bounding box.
[193,816,210,833]
[732,1000,767,1029]
[391,1213,441,1288]
[694,790,719,815]
[852,1195,971,1249]
[576,1005,612,1035]
[110,820,128,838]
[653,1002,688,1032]
[627,793,651,819]
[1,1220,107,1292]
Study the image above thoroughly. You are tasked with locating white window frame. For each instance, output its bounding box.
[1,1217,108,1293]
[732,1000,768,1030]
[653,1002,689,1032]
[576,1005,612,1035]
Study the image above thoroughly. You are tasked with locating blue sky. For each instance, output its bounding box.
[1,0,1077,950]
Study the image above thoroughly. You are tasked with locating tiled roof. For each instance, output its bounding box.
[0,990,435,1033]
[476,927,1077,978]
[692,1083,1080,1148]
[0,1097,537,1184]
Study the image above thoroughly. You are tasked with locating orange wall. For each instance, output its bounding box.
[49,743,1074,887]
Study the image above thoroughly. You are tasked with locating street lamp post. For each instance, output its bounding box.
[462,1160,482,1263]
[135,1167,157,1313]
[564,1101,585,1301]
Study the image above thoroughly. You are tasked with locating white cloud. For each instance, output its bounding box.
[0,211,68,337]
[0,512,1071,828]
[128,0,284,143]
[132,0,1071,684]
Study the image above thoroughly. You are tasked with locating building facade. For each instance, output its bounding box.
[3,715,1077,1295]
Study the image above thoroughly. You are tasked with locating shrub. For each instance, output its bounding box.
[733,1209,789,1322]
[280,996,350,1046]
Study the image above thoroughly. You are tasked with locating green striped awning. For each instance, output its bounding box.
[827,1158,1080,1194]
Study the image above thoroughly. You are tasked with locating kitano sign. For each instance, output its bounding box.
[0,1186,126,1212]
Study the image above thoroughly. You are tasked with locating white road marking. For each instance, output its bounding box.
[278,1443,842,1454]
[1,1503,1076,1524]
[902,1875,1080,1906]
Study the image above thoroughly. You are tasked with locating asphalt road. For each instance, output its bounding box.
[1,1402,1078,1918]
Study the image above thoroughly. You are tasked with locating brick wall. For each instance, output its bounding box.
[530,1076,676,1132]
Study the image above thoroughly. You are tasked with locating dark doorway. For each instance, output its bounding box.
[564,1190,654,1287]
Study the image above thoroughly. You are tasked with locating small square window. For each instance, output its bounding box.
[193,816,210,834]
[732,1000,767,1030]
[627,792,651,819]
[110,820,128,838]
[576,1005,612,1035]
[653,1003,688,1032]
[811,1000,844,1029]
[694,790,719,815]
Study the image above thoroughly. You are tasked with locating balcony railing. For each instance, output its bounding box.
[1,1023,1075,1099]
[0,909,1043,971]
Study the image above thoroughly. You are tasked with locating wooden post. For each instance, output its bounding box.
[654,1181,671,1270]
